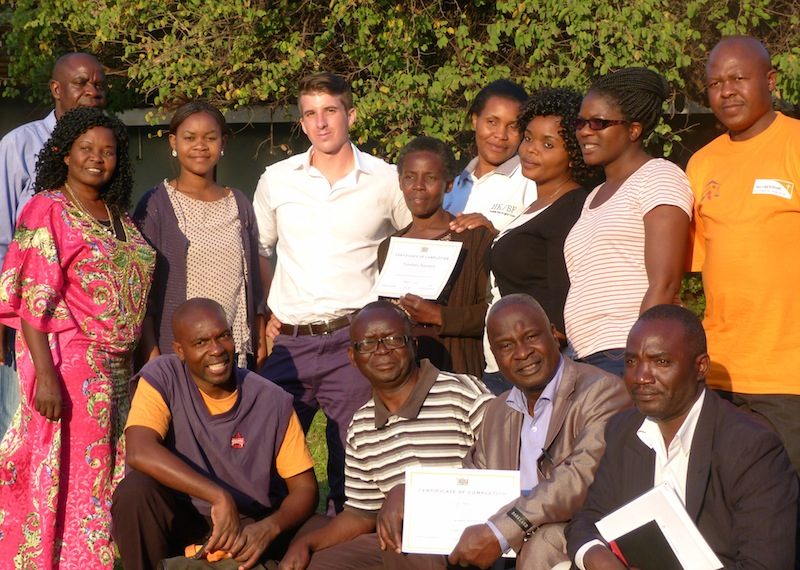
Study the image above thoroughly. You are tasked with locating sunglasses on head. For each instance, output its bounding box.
[575,118,629,131]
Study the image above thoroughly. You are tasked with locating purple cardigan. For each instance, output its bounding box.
[133,182,265,355]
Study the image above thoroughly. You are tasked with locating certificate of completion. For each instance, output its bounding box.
[375,237,463,300]
[402,467,520,556]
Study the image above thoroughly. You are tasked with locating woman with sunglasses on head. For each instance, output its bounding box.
[482,88,599,393]
[134,101,265,370]
[563,68,693,376]
[444,79,537,233]
[0,107,154,567]
[378,136,493,377]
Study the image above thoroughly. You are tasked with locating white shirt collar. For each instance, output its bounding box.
[460,154,521,182]
[44,110,57,131]
[299,142,374,176]
[637,388,706,458]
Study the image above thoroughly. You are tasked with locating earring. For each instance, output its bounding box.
[221,149,225,157]
[171,149,177,158]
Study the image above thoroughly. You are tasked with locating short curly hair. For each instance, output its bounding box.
[517,88,601,186]
[34,107,133,214]
[468,79,528,118]
[396,136,459,181]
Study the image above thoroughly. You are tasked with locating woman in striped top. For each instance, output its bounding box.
[563,68,693,376]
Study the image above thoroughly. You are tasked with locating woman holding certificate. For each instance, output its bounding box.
[377,137,493,377]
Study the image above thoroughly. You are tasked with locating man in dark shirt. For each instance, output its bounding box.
[112,298,317,570]
[566,304,797,569]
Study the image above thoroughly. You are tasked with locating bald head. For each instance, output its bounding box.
[635,304,707,359]
[705,36,776,140]
[50,52,106,118]
[708,36,771,72]
[487,294,549,332]
[172,298,228,342]
[350,300,411,341]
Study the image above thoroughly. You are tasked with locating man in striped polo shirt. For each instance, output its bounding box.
[372,294,629,569]
[279,301,493,570]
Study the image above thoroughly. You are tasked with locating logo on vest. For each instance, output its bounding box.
[231,432,246,449]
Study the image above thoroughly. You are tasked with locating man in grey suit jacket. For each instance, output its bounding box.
[446,294,631,569]
[566,304,798,570]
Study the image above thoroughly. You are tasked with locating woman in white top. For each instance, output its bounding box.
[444,79,537,232]
[563,68,693,376]
[135,102,266,369]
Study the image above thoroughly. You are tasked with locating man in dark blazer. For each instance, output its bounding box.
[442,294,631,569]
[566,304,798,570]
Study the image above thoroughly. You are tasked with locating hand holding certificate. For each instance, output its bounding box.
[401,467,520,556]
[375,237,463,300]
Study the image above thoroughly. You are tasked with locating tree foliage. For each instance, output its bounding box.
[2,0,799,156]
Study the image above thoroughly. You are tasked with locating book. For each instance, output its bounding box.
[595,484,722,570]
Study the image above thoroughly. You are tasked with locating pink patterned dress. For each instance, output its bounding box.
[0,190,154,568]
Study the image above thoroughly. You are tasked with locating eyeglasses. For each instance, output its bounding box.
[353,335,410,354]
[575,118,629,131]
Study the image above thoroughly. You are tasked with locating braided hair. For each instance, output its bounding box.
[588,68,670,138]
[397,136,459,181]
[34,107,133,214]
[518,88,602,186]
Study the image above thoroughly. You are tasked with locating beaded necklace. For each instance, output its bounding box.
[64,182,125,240]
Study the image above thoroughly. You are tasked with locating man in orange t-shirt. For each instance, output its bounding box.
[687,36,800,472]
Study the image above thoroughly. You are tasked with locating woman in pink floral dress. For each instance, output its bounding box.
[0,107,154,568]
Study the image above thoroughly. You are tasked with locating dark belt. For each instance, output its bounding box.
[279,313,354,336]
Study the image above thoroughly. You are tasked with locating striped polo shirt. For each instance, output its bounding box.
[344,359,493,512]
[563,158,693,358]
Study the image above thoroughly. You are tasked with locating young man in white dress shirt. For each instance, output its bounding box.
[253,72,411,515]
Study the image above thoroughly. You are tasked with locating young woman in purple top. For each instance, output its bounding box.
[134,102,266,370]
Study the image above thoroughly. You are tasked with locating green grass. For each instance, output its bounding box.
[307,411,330,513]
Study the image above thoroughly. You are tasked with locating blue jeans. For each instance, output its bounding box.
[577,348,625,377]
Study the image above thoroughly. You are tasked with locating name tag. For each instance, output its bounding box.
[752,179,794,199]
